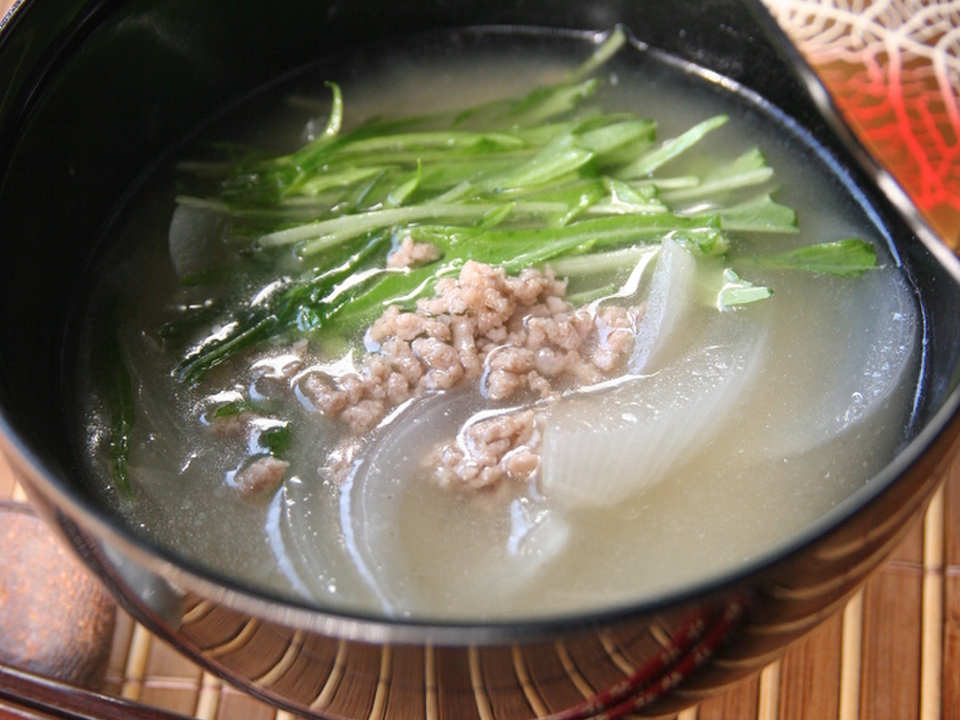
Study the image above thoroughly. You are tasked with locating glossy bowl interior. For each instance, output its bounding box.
[2,0,960,716]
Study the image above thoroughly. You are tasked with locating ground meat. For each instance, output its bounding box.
[234,456,289,496]
[206,411,254,438]
[386,237,441,268]
[428,409,541,490]
[300,260,644,440]
[340,398,386,433]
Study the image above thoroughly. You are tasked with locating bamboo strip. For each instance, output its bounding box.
[469,646,496,720]
[193,672,221,720]
[859,565,924,720]
[598,633,636,676]
[181,601,215,626]
[697,673,759,719]
[121,623,153,701]
[512,646,550,718]
[776,612,843,720]
[943,461,960,720]
[103,611,137,696]
[838,590,863,720]
[309,639,347,712]
[554,641,595,699]
[944,574,960,720]
[921,488,945,720]
[425,644,438,720]
[649,624,673,650]
[756,660,781,720]
[253,631,306,687]
[367,645,393,720]
[205,619,260,658]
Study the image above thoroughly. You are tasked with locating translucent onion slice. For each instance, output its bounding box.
[759,266,919,457]
[168,205,229,280]
[540,313,767,508]
[342,390,569,616]
[629,237,698,373]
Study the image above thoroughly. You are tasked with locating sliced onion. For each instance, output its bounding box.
[629,238,698,373]
[760,267,919,457]
[340,389,569,616]
[168,204,229,280]
[540,312,767,508]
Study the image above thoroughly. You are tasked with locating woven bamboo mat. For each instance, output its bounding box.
[2,0,959,718]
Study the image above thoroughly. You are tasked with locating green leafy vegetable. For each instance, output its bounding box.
[100,306,135,498]
[614,115,730,179]
[259,425,292,457]
[210,400,292,458]
[211,399,265,419]
[717,268,773,309]
[165,27,876,384]
[752,239,878,277]
[709,194,798,232]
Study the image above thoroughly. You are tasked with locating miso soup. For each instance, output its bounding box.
[70,28,921,620]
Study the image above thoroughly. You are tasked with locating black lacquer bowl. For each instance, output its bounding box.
[1,1,959,717]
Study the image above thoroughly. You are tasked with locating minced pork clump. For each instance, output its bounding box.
[211,248,645,494]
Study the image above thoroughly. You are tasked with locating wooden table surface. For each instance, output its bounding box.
[1,0,958,718]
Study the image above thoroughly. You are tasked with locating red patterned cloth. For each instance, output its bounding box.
[764,0,960,246]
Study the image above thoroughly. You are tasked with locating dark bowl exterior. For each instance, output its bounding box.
[1,1,960,717]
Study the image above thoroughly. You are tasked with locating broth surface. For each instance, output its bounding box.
[71,29,921,620]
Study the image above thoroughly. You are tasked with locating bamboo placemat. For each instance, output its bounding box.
[1,0,958,718]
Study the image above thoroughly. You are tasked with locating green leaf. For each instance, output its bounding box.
[319,81,344,141]
[99,305,135,498]
[663,148,774,202]
[565,25,628,83]
[507,79,600,127]
[284,200,565,256]
[754,238,878,277]
[548,245,659,278]
[717,268,772,309]
[329,263,456,329]
[412,214,724,271]
[705,194,798,233]
[177,315,281,383]
[615,115,729,178]
[211,399,263,419]
[385,160,422,208]
[485,133,595,191]
[258,204,498,251]
[296,166,388,197]
[259,424,292,457]
[514,178,609,225]
[478,202,517,229]
[575,118,656,159]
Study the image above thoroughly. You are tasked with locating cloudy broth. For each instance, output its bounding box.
[71,29,921,620]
